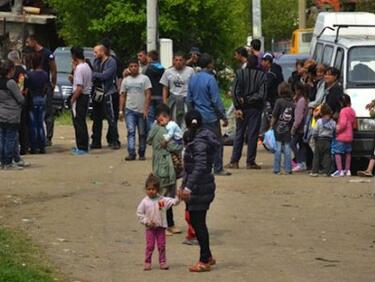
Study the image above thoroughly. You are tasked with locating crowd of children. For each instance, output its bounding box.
[270,60,358,178]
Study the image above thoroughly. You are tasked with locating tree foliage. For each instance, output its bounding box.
[47,0,249,63]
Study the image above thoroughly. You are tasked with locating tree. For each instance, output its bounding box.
[47,0,249,64]
[261,0,299,50]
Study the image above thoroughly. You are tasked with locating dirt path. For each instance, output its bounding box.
[1,125,375,282]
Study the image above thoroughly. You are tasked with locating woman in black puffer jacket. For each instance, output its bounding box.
[181,110,219,272]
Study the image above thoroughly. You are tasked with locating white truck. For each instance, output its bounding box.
[310,12,375,170]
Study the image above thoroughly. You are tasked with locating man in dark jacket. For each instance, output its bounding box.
[187,53,230,176]
[91,44,120,150]
[144,50,164,130]
[225,55,267,170]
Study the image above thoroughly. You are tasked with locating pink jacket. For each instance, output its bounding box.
[336,106,356,142]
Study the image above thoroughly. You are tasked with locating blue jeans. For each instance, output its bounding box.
[29,97,46,151]
[0,126,18,165]
[274,141,292,173]
[125,108,147,157]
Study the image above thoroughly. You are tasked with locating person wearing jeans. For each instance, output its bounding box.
[70,47,92,154]
[0,60,24,169]
[270,82,295,175]
[124,109,147,158]
[25,53,49,154]
[119,58,151,161]
[29,96,46,153]
[274,141,292,174]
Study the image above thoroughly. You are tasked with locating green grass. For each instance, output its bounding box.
[0,227,62,282]
[55,110,73,126]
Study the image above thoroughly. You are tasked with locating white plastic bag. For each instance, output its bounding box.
[263,129,277,153]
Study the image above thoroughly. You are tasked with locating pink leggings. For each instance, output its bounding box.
[145,227,166,264]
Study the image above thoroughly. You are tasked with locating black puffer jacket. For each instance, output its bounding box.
[183,128,219,211]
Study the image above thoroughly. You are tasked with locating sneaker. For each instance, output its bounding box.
[111,142,120,150]
[125,155,136,161]
[144,263,152,271]
[72,149,88,156]
[246,163,262,170]
[293,164,306,172]
[14,158,31,168]
[139,156,146,161]
[310,173,319,177]
[274,171,281,175]
[214,170,232,176]
[345,170,352,177]
[224,162,239,169]
[182,238,199,246]
[167,226,182,234]
[357,170,373,177]
[159,263,169,270]
[166,230,173,236]
[331,170,345,177]
[292,160,298,169]
[189,262,211,272]
[46,140,52,147]
[3,164,23,170]
[39,148,46,154]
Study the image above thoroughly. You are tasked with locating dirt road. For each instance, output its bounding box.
[1,125,375,282]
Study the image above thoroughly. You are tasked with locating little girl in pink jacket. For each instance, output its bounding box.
[331,94,356,177]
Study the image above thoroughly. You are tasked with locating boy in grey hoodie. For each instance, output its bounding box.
[311,104,336,177]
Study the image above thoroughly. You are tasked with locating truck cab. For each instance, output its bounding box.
[310,12,375,169]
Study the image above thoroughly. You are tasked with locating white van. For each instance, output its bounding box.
[310,12,375,167]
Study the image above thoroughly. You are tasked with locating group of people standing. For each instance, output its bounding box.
[0,35,56,169]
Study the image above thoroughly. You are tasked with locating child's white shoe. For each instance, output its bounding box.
[331,170,345,177]
[345,170,352,177]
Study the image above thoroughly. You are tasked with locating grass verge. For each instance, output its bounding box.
[0,227,62,282]
[55,110,73,126]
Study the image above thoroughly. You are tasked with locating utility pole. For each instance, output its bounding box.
[147,0,158,52]
[252,0,264,51]
[299,0,306,29]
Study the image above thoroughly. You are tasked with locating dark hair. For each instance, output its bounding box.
[198,53,213,69]
[155,104,170,117]
[278,82,291,98]
[251,39,261,51]
[325,67,340,79]
[26,34,38,42]
[235,47,248,58]
[247,55,258,69]
[320,103,333,116]
[31,52,42,70]
[342,94,351,107]
[174,51,186,59]
[101,38,112,50]
[296,59,306,68]
[0,60,14,77]
[71,46,85,60]
[148,50,159,61]
[183,110,203,144]
[145,173,160,191]
[138,50,147,55]
[294,81,307,97]
[128,58,139,66]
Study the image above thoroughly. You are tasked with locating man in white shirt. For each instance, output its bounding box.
[160,52,194,127]
[119,58,152,161]
[70,47,92,155]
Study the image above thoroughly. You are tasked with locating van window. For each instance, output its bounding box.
[348,46,375,87]
[322,45,334,65]
[313,43,324,62]
[302,32,313,43]
[334,48,344,74]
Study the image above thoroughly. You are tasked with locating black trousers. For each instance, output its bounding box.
[72,95,89,151]
[166,207,174,228]
[230,107,262,164]
[91,93,119,146]
[106,92,120,145]
[312,138,332,175]
[19,105,29,155]
[190,210,212,263]
[45,84,55,142]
